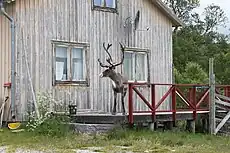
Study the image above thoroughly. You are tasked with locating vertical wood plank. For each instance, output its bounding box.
[209,58,216,134]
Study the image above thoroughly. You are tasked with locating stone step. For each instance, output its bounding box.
[69,123,119,134]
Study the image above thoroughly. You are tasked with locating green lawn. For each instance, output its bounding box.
[1,128,230,153]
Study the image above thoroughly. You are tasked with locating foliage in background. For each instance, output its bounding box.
[164,0,200,30]
[165,0,230,85]
[174,62,208,84]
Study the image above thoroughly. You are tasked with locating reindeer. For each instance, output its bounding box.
[98,42,128,115]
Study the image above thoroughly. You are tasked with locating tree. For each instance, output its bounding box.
[174,62,208,84]
[164,0,200,23]
[164,0,200,32]
[202,4,228,34]
[165,1,230,85]
[214,52,230,84]
[173,3,229,67]
[172,26,207,72]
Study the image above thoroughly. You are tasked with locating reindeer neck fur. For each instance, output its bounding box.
[108,70,124,90]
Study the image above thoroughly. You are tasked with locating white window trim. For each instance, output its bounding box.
[52,41,89,86]
[123,48,150,83]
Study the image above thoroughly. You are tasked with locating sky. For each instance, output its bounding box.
[193,0,230,34]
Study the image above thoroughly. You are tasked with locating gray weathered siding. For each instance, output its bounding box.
[0,2,15,120]
[2,0,173,120]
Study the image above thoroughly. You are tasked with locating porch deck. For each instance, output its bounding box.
[70,110,209,124]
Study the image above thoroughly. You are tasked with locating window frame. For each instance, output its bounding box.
[51,40,89,86]
[92,0,118,13]
[122,47,150,83]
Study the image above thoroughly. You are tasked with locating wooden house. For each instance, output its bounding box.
[0,0,183,121]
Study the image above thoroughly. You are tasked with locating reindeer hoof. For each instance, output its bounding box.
[122,112,126,116]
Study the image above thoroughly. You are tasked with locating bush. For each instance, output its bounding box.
[25,92,70,137]
[174,62,208,84]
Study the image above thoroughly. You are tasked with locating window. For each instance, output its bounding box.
[93,0,117,11]
[123,50,149,82]
[52,41,88,85]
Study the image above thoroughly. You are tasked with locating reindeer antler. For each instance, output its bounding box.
[112,42,125,67]
[97,58,110,68]
[103,43,113,63]
[98,42,126,69]
[98,42,113,68]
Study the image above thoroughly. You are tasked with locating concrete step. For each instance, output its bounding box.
[69,123,119,134]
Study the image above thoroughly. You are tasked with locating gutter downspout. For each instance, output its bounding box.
[0,1,16,119]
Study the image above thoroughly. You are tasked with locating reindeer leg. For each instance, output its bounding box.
[124,88,127,97]
[112,91,117,115]
[121,95,125,115]
[121,88,127,115]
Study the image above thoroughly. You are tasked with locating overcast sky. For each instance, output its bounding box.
[193,0,230,34]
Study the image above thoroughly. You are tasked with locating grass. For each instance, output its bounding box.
[1,127,230,153]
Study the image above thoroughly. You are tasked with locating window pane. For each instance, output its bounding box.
[135,53,146,81]
[124,52,133,80]
[106,0,116,8]
[56,47,68,81]
[72,48,84,81]
[94,0,102,6]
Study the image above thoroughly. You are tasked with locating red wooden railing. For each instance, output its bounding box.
[127,83,230,124]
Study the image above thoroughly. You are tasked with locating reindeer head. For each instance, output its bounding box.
[98,42,125,78]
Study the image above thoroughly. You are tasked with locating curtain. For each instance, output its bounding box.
[94,0,116,8]
[72,48,83,81]
[106,0,116,8]
[56,47,67,80]
[135,53,146,81]
[94,0,102,6]
[124,52,133,80]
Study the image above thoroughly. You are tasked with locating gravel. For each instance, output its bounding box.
[0,146,133,153]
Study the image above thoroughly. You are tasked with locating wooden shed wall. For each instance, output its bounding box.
[12,0,173,120]
[0,3,15,118]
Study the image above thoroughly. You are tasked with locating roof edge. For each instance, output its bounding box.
[152,0,186,27]
[4,0,185,27]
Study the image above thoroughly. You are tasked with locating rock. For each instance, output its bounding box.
[69,123,117,134]
[0,146,7,153]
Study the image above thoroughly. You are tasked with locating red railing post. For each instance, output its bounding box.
[128,84,134,125]
[224,87,227,102]
[189,88,193,109]
[228,87,230,101]
[225,86,230,103]
[172,85,176,122]
[151,84,156,122]
[224,87,227,97]
[192,86,197,120]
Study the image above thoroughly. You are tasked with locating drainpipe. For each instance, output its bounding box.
[0,1,16,119]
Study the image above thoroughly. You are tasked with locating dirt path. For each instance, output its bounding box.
[0,146,96,153]
[0,146,133,153]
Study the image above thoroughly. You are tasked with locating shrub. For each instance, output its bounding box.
[25,91,70,137]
